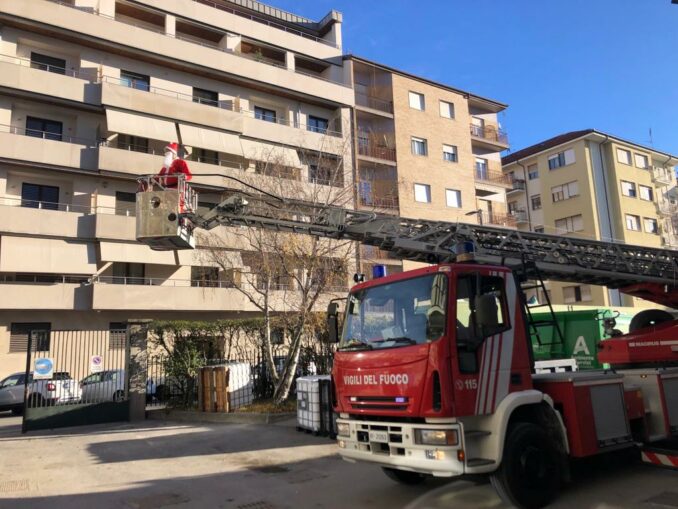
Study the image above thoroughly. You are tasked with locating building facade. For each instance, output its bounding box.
[503,130,678,307]
[0,0,355,374]
[345,56,511,273]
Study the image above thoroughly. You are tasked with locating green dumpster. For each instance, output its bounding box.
[529,309,633,370]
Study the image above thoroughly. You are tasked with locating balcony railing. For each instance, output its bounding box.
[0,53,97,80]
[658,198,678,215]
[94,276,238,287]
[509,178,526,191]
[360,245,394,260]
[355,93,393,114]
[481,211,517,228]
[474,166,513,187]
[510,209,528,223]
[357,142,397,162]
[357,188,399,210]
[653,167,674,185]
[0,274,89,284]
[0,123,98,146]
[470,124,509,145]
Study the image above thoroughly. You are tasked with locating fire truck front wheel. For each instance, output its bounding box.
[490,422,562,509]
[381,467,427,485]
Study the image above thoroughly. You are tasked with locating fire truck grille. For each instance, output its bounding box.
[348,396,409,411]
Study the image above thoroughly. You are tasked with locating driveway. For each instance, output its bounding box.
[0,412,677,508]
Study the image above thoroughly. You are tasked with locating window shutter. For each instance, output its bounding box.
[564,149,575,165]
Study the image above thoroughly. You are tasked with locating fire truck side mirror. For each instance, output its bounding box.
[327,302,340,344]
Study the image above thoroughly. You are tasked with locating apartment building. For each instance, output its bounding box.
[503,129,678,307]
[344,56,511,273]
[0,0,355,373]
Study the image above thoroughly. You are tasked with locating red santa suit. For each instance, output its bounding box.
[158,142,192,188]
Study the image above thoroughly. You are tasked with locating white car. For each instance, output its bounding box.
[80,369,126,402]
[0,371,81,414]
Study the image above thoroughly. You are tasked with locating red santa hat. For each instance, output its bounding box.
[165,142,179,155]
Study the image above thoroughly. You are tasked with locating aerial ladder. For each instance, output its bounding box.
[136,176,678,509]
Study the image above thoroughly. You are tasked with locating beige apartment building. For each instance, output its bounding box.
[503,129,678,307]
[0,0,355,374]
[344,56,512,273]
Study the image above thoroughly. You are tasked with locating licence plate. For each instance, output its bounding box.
[369,431,389,443]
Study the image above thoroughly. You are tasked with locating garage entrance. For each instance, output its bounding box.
[22,328,130,433]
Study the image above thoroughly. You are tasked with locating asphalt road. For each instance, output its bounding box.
[0,412,677,509]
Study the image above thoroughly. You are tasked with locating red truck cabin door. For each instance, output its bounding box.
[451,267,532,417]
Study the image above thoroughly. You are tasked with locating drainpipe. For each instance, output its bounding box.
[515,159,532,229]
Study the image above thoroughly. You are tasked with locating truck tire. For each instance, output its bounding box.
[490,422,562,509]
[381,467,427,485]
[629,309,673,333]
[11,406,23,416]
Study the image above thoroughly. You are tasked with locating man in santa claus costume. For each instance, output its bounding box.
[158,142,192,187]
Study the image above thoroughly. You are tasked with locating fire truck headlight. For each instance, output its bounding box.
[337,423,350,437]
[415,429,458,446]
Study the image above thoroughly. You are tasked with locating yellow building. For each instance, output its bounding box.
[502,129,678,307]
[345,56,511,273]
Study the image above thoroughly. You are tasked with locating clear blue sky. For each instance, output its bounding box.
[271,0,678,156]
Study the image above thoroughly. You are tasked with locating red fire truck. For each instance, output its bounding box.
[136,178,678,509]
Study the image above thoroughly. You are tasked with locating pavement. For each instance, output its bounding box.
[1,411,677,509]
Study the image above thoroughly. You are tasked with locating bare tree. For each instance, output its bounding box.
[197,132,356,404]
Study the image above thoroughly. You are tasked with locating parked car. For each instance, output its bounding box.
[0,371,80,414]
[80,369,126,402]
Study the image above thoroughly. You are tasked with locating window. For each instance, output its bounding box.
[0,374,23,388]
[446,189,462,208]
[621,181,637,198]
[115,191,136,216]
[414,183,431,203]
[411,137,428,156]
[639,185,654,201]
[634,153,649,169]
[307,115,329,134]
[548,149,575,170]
[191,266,220,287]
[563,285,592,304]
[530,194,542,210]
[508,201,519,215]
[109,322,127,350]
[442,144,458,162]
[194,148,219,165]
[616,148,631,165]
[117,134,149,153]
[555,214,584,233]
[30,52,66,75]
[456,274,508,373]
[625,214,641,231]
[408,91,425,110]
[120,70,150,91]
[112,262,145,285]
[26,116,63,141]
[475,158,488,179]
[534,226,545,233]
[470,116,485,137]
[439,100,455,119]
[9,323,51,353]
[22,183,59,210]
[551,181,579,202]
[193,87,219,107]
[528,164,539,180]
[254,106,277,123]
[644,218,659,234]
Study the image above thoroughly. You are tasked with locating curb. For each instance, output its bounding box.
[146,408,295,425]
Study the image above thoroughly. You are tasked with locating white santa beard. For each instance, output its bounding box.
[163,153,174,168]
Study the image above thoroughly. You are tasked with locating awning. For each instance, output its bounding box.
[179,124,243,156]
[0,236,96,274]
[240,139,301,168]
[106,109,178,141]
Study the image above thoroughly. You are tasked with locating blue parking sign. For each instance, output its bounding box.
[34,358,54,380]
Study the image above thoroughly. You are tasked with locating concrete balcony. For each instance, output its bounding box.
[242,115,345,156]
[0,281,91,310]
[470,123,509,151]
[95,211,136,241]
[507,178,526,195]
[482,211,517,228]
[0,55,97,105]
[0,199,95,239]
[98,145,162,176]
[101,80,244,133]
[1,0,353,105]
[474,167,513,189]
[653,167,674,186]
[511,209,529,225]
[0,128,98,171]
[357,142,397,165]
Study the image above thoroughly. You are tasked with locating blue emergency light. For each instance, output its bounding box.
[372,264,387,279]
[454,241,476,262]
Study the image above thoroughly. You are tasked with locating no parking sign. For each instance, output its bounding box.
[34,358,54,380]
[90,355,103,373]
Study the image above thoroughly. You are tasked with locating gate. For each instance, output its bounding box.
[22,328,130,433]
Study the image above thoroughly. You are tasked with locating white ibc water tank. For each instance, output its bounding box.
[296,375,330,433]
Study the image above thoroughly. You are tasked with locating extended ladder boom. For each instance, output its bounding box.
[186,192,678,290]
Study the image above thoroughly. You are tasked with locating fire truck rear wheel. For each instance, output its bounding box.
[490,422,562,509]
[381,467,427,485]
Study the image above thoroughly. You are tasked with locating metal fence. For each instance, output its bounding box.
[146,344,334,409]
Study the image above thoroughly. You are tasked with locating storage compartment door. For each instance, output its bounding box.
[590,384,632,447]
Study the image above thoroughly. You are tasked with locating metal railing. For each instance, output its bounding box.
[509,178,526,191]
[0,53,96,80]
[658,198,678,215]
[481,211,517,228]
[0,194,140,217]
[511,209,529,223]
[0,123,98,146]
[474,166,513,187]
[357,142,397,162]
[357,188,400,210]
[0,274,89,284]
[192,0,339,48]
[355,93,393,114]
[470,123,509,145]
[653,167,674,185]
[94,276,238,287]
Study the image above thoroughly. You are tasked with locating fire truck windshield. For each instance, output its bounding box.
[339,274,447,351]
